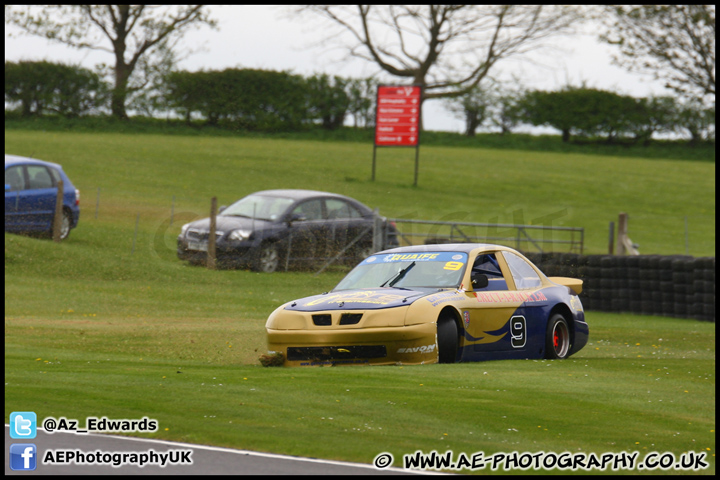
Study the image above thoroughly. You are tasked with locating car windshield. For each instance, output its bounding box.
[221,194,295,221]
[334,252,469,290]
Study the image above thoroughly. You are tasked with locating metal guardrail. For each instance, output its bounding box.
[387,218,584,254]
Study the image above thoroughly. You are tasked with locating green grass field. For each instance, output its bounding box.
[4,129,715,474]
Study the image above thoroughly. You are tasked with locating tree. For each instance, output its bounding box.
[623,96,678,146]
[298,5,581,128]
[164,68,309,131]
[446,78,526,136]
[346,77,378,128]
[487,86,525,136]
[676,99,715,144]
[444,84,491,136]
[305,74,350,130]
[5,61,57,117]
[5,61,108,117]
[520,87,639,143]
[6,5,216,119]
[600,5,715,100]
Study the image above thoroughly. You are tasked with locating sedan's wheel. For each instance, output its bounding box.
[437,316,458,363]
[253,243,280,273]
[545,314,571,359]
[59,210,72,240]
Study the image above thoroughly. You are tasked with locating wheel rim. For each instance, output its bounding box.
[259,247,278,273]
[553,321,570,358]
[60,212,71,239]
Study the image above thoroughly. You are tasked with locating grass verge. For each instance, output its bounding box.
[4,128,715,473]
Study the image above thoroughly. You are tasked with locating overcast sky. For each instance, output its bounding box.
[4,5,672,133]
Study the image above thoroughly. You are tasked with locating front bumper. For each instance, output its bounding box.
[266,322,438,366]
[177,237,255,267]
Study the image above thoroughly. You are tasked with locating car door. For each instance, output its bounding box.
[499,250,548,352]
[17,164,58,231]
[5,165,25,229]
[286,198,328,264]
[463,251,521,354]
[323,198,367,258]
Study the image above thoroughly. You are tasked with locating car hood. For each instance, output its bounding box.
[186,215,274,232]
[284,288,435,312]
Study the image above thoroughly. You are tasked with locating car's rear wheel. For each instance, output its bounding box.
[545,313,570,359]
[59,209,72,240]
[437,316,458,363]
[47,209,72,240]
[253,243,280,273]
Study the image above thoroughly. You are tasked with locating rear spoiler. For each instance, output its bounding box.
[548,277,583,295]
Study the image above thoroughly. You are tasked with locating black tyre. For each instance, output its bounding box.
[437,316,458,364]
[252,243,280,273]
[545,314,571,359]
[48,209,72,240]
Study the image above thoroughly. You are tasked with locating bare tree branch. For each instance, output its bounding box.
[600,5,715,100]
[6,5,216,118]
[297,5,581,109]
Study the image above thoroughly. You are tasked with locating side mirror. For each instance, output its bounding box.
[218,205,227,214]
[287,213,306,225]
[471,273,489,289]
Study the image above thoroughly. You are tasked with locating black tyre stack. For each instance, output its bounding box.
[692,257,715,321]
[525,251,714,322]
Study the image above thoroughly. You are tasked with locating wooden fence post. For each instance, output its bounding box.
[52,178,64,242]
[616,213,628,256]
[207,197,217,270]
[616,212,639,255]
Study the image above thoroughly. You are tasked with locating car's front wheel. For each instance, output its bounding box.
[252,243,280,273]
[437,316,458,363]
[545,313,571,359]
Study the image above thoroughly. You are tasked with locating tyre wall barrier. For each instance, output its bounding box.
[523,252,715,322]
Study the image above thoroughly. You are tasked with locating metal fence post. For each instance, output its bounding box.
[372,208,383,252]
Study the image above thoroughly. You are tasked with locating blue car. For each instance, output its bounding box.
[5,155,80,240]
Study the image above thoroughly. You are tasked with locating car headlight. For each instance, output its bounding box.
[228,229,252,241]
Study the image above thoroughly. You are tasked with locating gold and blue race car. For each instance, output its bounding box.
[265,244,588,366]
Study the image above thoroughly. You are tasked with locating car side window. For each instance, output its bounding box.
[347,203,362,218]
[26,165,54,190]
[326,199,359,219]
[503,251,543,289]
[471,253,508,291]
[292,199,324,221]
[5,166,25,191]
[48,167,62,185]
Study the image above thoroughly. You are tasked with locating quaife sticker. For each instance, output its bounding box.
[360,252,468,265]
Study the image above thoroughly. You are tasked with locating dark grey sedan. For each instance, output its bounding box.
[177,189,398,272]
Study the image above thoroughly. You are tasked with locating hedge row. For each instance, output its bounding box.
[6,61,714,143]
[524,252,715,322]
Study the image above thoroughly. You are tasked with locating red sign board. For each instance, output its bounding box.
[375,86,422,146]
